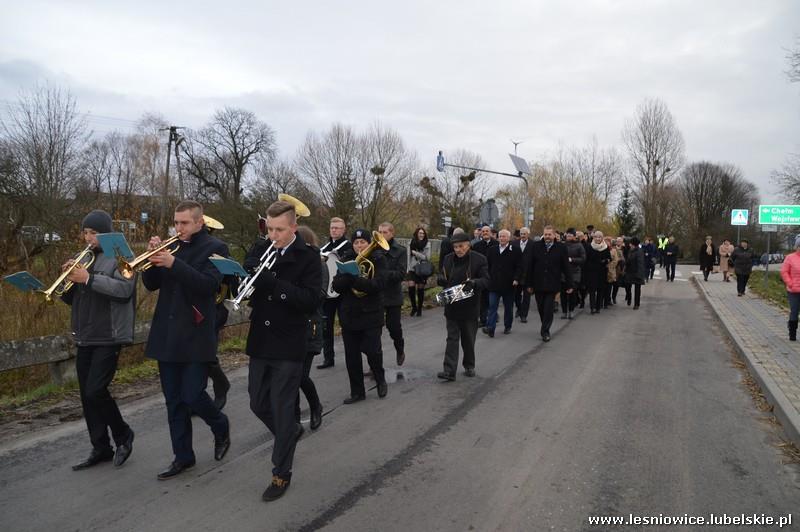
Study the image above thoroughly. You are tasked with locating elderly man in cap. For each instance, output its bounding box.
[436,231,490,380]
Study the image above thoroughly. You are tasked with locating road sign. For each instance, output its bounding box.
[730,209,748,226]
[762,224,778,232]
[436,151,445,172]
[758,205,800,225]
[442,215,452,228]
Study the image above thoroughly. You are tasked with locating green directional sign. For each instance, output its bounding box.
[758,205,800,225]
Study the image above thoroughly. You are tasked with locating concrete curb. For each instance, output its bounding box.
[693,276,800,447]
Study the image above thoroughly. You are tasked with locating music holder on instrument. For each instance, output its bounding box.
[96,232,135,261]
[3,271,45,292]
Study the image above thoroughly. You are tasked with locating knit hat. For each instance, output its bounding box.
[81,210,113,234]
[352,229,371,244]
[451,232,470,244]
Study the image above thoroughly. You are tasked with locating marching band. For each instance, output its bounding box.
[3,196,607,503]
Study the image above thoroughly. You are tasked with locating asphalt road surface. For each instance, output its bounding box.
[1,266,798,531]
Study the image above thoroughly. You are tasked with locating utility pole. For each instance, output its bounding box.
[158,126,184,231]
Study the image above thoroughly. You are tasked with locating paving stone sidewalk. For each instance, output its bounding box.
[693,272,800,446]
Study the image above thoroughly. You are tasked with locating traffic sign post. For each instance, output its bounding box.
[731,209,749,244]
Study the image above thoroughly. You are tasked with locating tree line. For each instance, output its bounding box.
[0,84,767,276]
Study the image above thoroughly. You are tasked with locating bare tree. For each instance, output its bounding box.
[679,161,758,244]
[182,107,276,204]
[352,122,419,229]
[0,85,87,204]
[418,149,490,231]
[622,98,686,237]
[773,152,800,201]
[295,123,361,225]
[786,36,800,83]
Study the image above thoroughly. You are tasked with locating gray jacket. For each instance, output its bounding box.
[408,241,431,272]
[62,249,136,346]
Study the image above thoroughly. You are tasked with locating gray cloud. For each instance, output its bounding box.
[1,0,798,201]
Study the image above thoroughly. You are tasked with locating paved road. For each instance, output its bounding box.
[1,266,798,531]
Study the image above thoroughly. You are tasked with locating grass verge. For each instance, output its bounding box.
[749,271,788,310]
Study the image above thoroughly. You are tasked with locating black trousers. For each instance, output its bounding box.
[702,266,713,281]
[665,261,677,281]
[295,352,321,422]
[534,291,557,336]
[321,297,341,362]
[76,345,130,452]
[627,283,642,306]
[737,273,749,295]
[383,305,404,354]
[249,357,303,478]
[559,286,576,313]
[342,327,385,397]
[479,290,489,325]
[514,285,531,318]
[158,362,229,464]
[444,318,478,376]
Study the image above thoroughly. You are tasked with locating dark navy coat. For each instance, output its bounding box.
[143,229,227,363]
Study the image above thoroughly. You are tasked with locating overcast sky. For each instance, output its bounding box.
[1,0,798,202]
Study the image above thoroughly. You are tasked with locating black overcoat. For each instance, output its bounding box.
[698,243,717,269]
[624,247,647,285]
[584,244,612,291]
[527,240,573,293]
[245,233,323,361]
[487,244,522,293]
[143,229,227,363]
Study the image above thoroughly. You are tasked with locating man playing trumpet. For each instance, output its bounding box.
[64,210,137,470]
[142,201,231,480]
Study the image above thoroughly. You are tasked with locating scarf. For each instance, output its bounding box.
[591,241,608,252]
[410,235,428,252]
[706,244,713,255]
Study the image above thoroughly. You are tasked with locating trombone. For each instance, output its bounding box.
[119,235,180,280]
[41,244,95,303]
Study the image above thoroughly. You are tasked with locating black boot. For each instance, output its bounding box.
[416,287,425,316]
[408,286,418,316]
[789,320,798,342]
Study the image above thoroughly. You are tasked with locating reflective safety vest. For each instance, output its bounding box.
[658,237,668,250]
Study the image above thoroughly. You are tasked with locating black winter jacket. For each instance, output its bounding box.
[625,247,647,285]
[376,238,407,307]
[437,251,490,321]
[332,252,387,331]
[245,233,323,361]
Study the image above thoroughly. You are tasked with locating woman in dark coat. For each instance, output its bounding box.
[583,231,611,314]
[624,237,646,309]
[730,239,755,296]
[698,235,718,282]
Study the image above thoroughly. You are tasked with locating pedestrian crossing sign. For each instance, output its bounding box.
[731,209,749,226]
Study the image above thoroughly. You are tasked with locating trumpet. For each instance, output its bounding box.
[224,243,278,312]
[41,244,95,304]
[224,193,310,311]
[352,231,389,297]
[119,235,180,280]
